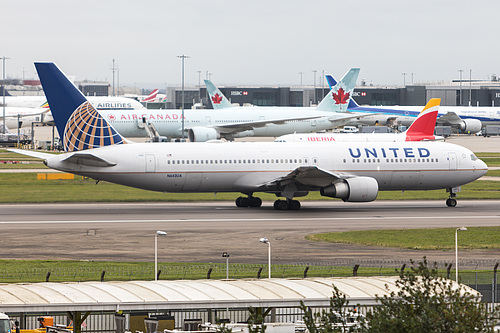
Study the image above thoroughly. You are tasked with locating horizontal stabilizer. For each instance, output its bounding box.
[7,149,56,160]
[63,153,117,167]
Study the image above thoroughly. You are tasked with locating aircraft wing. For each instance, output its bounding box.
[62,153,117,167]
[0,109,50,118]
[264,166,354,188]
[436,112,463,125]
[7,148,56,160]
[327,112,378,122]
[206,115,324,134]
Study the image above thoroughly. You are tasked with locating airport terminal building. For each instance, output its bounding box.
[156,79,500,110]
[4,77,500,109]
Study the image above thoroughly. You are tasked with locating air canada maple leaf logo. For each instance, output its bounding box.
[332,87,350,104]
[211,93,223,104]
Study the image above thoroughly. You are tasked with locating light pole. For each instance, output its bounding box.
[155,231,167,281]
[259,237,271,278]
[177,55,189,140]
[469,69,472,106]
[197,70,202,104]
[298,72,303,87]
[222,252,230,279]
[1,56,10,135]
[458,69,463,106]
[455,227,467,282]
[402,72,407,86]
[312,70,317,104]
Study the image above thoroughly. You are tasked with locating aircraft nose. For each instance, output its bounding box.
[477,159,488,175]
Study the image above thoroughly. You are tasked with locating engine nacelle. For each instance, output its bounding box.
[320,177,378,202]
[187,127,220,142]
[458,119,482,133]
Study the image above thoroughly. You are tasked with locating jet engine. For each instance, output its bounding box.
[187,127,220,142]
[320,176,378,202]
[457,119,482,133]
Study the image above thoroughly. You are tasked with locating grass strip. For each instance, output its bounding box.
[306,226,500,250]
[0,259,494,284]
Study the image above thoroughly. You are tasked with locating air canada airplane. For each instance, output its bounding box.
[8,62,488,210]
[275,98,443,143]
[96,68,365,141]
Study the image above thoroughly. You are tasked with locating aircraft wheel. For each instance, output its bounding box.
[273,200,289,210]
[289,200,301,210]
[235,197,243,207]
[249,197,262,208]
[446,198,457,207]
[240,197,250,207]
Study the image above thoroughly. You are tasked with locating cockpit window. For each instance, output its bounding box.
[471,154,478,161]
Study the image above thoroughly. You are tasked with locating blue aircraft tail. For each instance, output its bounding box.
[35,62,127,152]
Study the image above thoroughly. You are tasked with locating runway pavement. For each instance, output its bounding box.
[0,200,498,268]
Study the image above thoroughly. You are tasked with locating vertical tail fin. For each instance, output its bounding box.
[316,68,360,112]
[204,80,233,109]
[142,89,159,102]
[405,98,441,141]
[325,74,337,89]
[34,62,127,152]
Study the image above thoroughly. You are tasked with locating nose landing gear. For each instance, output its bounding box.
[446,190,457,207]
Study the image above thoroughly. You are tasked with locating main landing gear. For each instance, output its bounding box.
[235,195,262,208]
[273,199,301,210]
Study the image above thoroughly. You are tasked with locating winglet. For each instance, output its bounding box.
[204,80,233,109]
[316,68,360,112]
[35,62,127,152]
[405,98,441,141]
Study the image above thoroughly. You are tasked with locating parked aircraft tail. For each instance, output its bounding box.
[204,80,233,109]
[316,68,360,112]
[405,98,441,141]
[34,62,127,152]
[142,89,159,102]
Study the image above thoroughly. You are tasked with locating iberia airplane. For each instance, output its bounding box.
[9,62,487,210]
[275,98,443,143]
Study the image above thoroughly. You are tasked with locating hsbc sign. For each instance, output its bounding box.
[230,91,249,96]
[352,91,367,97]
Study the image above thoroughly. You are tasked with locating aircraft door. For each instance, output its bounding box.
[145,154,156,173]
[448,152,457,170]
[205,116,212,125]
[311,119,317,127]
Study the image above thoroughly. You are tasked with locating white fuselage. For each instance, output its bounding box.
[276,132,407,143]
[2,96,145,110]
[351,105,500,126]
[99,107,352,138]
[46,141,487,194]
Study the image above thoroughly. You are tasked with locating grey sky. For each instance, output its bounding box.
[2,0,499,88]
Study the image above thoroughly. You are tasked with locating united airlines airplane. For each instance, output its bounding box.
[275,98,443,143]
[9,62,488,210]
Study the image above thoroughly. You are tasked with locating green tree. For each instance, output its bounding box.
[366,258,499,333]
[300,285,363,333]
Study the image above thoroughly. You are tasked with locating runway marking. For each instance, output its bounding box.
[0,215,499,224]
